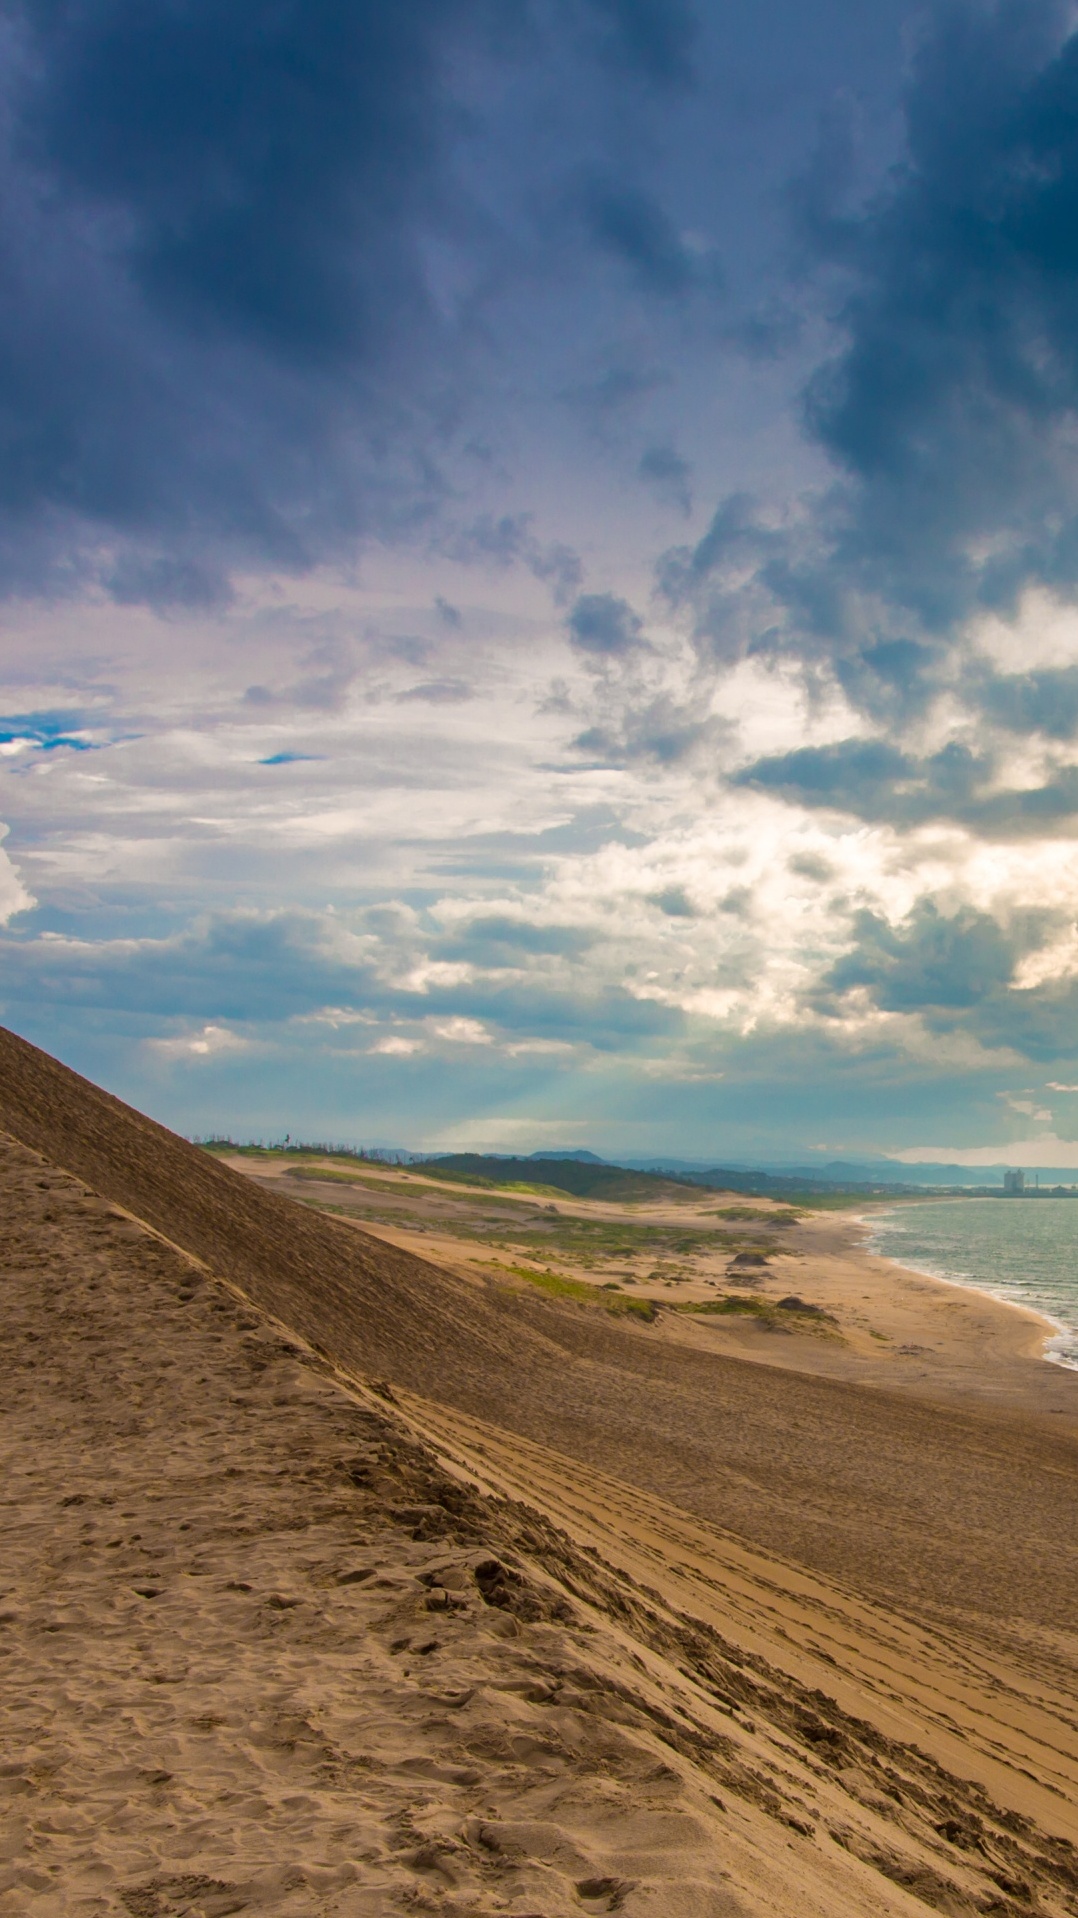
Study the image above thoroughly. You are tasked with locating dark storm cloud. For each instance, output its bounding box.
[638,443,692,514]
[657,493,819,664]
[0,903,672,1055]
[740,737,915,815]
[738,733,1078,835]
[568,592,644,654]
[810,898,1078,1066]
[436,915,594,961]
[0,0,695,602]
[833,639,941,724]
[105,554,233,613]
[0,0,481,584]
[574,691,719,764]
[29,2,457,368]
[0,911,374,1025]
[663,4,1078,716]
[580,180,712,297]
[566,365,669,424]
[806,0,1078,624]
[978,665,1078,739]
[584,0,697,87]
[820,903,1022,1012]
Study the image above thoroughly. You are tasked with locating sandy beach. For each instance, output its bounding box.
[3,1024,1078,1915]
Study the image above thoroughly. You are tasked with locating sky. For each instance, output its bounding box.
[7,1,1078,1164]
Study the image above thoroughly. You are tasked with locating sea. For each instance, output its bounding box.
[867,1198,1078,1370]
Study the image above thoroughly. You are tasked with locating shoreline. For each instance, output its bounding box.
[854,1200,1078,1374]
[655,1199,1078,1423]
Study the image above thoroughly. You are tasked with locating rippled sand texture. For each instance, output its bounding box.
[2,1023,1078,1915]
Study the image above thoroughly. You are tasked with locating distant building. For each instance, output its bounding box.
[1003,1168,1025,1194]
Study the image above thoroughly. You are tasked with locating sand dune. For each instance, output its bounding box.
[3,1024,1078,1913]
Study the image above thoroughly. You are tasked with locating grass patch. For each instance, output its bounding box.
[680,1294,839,1334]
[681,1296,775,1319]
[486,1179,582,1201]
[244,1153,799,1278]
[493,1262,657,1321]
[504,1216,772,1259]
[285,1164,370,1184]
[706,1205,801,1225]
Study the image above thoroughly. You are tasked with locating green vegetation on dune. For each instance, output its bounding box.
[683,1295,775,1317]
[477,1178,580,1201]
[514,1215,777,1262]
[705,1204,801,1224]
[491,1262,658,1321]
[746,1190,884,1211]
[279,1175,787,1265]
[680,1295,839,1335]
[218,1150,807,1310]
[285,1163,366,1183]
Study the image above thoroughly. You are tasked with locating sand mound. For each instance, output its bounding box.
[5,1127,1078,1917]
[3,1025,1078,1912]
[1,1026,1078,1636]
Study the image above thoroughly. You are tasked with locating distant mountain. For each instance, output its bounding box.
[629,1163,932,1197]
[413,1148,1077,1200]
[417,1151,928,1202]
[622,1155,1078,1191]
[528,1149,605,1163]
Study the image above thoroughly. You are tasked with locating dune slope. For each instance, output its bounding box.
[5,1124,1078,1917]
[3,1025,1078,1886]
[1,1026,1077,1637]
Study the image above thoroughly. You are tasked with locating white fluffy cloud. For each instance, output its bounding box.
[0,827,33,925]
[6,561,1078,1163]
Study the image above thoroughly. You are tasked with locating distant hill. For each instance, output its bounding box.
[417,1152,700,1202]
[624,1155,1078,1191]
[644,1164,935,1198]
[606,1157,930,1198]
[529,1149,605,1163]
[420,1151,946,1203]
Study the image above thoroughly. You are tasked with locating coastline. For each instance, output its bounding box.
[857,1198,1078,1374]
[657,1199,1078,1424]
